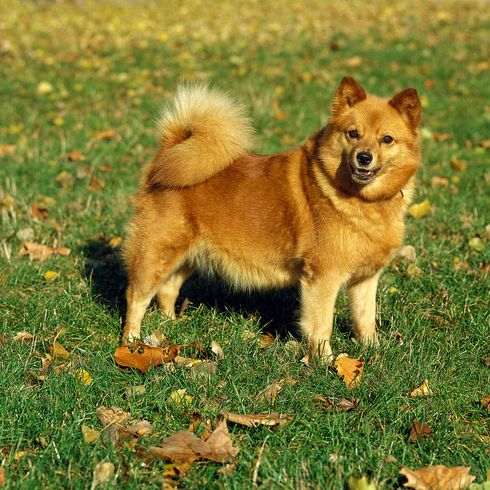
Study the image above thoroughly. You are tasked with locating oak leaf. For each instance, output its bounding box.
[114,342,180,372]
[400,465,475,489]
[334,354,364,388]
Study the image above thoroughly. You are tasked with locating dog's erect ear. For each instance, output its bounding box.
[389,88,422,129]
[332,77,367,115]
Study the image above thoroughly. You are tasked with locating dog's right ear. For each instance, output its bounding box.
[332,77,367,115]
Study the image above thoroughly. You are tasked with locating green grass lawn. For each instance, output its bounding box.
[1,0,489,488]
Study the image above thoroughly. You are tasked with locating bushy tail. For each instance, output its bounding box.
[147,84,254,188]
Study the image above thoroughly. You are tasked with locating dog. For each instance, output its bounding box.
[121,77,422,362]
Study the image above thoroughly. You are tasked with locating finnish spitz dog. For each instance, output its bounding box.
[122,77,422,362]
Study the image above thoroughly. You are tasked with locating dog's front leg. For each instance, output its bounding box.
[348,271,381,346]
[300,275,342,364]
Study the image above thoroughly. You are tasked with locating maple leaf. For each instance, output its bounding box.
[400,465,475,489]
[334,354,364,388]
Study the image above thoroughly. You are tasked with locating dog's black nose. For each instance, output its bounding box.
[356,151,373,166]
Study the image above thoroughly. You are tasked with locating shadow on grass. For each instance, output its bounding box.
[82,238,301,338]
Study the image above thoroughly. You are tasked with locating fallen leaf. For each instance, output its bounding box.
[107,236,122,248]
[48,342,70,360]
[0,467,5,486]
[220,410,291,428]
[410,379,433,397]
[114,342,180,372]
[431,176,449,187]
[55,171,75,189]
[315,394,359,412]
[348,475,378,490]
[143,329,167,347]
[409,199,431,219]
[178,297,192,317]
[259,332,276,349]
[398,245,417,261]
[31,202,49,220]
[271,100,288,121]
[96,407,131,427]
[36,81,53,96]
[450,157,468,172]
[481,395,490,412]
[76,369,93,385]
[211,340,225,360]
[255,382,282,404]
[13,331,34,342]
[67,150,85,161]
[149,419,238,463]
[345,55,362,67]
[91,461,115,489]
[408,420,434,442]
[95,129,117,141]
[168,389,193,407]
[478,139,490,149]
[400,465,475,489]
[173,356,202,368]
[334,354,364,388]
[468,237,484,252]
[432,132,452,142]
[0,144,16,157]
[44,270,59,282]
[81,425,100,444]
[18,242,70,261]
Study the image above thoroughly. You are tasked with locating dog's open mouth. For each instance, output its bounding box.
[350,165,380,184]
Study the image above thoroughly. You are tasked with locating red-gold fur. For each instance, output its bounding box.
[122,78,422,362]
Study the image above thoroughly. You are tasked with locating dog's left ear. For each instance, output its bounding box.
[389,88,422,129]
[332,77,367,115]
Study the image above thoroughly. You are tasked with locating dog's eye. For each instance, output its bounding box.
[347,130,359,139]
[382,135,394,144]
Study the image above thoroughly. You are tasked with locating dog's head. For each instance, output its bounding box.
[321,77,422,201]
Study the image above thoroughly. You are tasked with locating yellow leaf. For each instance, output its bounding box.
[168,389,193,406]
[48,342,70,360]
[76,369,94,385]
[450,157,467,172]
[410,379,433,397]
[408,199,431,219]
[36,81,53,95]
[52,117,64,127]
[44,270,59,281]
[468,237,484,252]
[108,236,122,248]
[348,475,378,490]
[388,287,398,294]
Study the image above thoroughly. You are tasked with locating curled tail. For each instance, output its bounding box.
[147,84,254,188]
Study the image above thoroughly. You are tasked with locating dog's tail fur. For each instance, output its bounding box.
[147,84,254,188]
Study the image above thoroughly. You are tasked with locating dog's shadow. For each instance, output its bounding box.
[82,238,303,338]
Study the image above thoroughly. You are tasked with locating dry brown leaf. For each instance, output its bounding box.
[478,139,490,149]
[211,340,225,360]
[400,465,475,489]
[91,461,115,489]
[95,129,118,141]
[18,241,70,261]
[481,395,490,412]
[408,420,434,442]
[431,176,449,187]
[334,355,364,388]
[398,245,417,261]
[410,379,433,397]
[143,329,167,347]
[314,395,359,412]
[48,342,70,361]
[0,467,5,486]
[67,150,85,161]
[31,202,49,220]
[450,158,467,172]
[82,425,101,444]
[149,419,238,463]
[345,55,362,67]
[221,410,291,428]
[255,382,282,404]
[13,331,34,342]
[432,132,452,142]
[96,406,131,427]
[114,342,180,372]
[259,332,276,349]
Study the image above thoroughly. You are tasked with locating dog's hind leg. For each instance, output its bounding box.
[156,264,193,320]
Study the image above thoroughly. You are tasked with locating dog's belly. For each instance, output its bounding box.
[186,241,302,291]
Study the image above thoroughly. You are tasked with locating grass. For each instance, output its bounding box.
[1,0,489,488]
